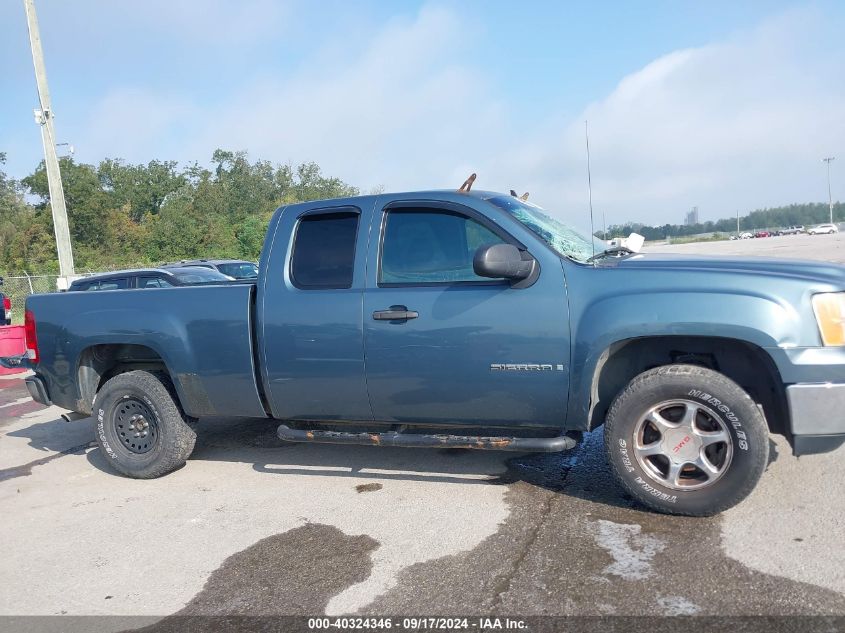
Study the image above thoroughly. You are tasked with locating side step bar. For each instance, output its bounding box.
[276,424,577,452]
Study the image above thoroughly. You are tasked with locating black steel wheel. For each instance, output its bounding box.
[113,397,159,454]
[95,370,196,478]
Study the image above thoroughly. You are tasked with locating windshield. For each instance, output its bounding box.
[216,262,259,279]
[170,267,232,285]
[487,196,606,263]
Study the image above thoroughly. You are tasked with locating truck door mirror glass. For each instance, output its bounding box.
[473,243,533,281]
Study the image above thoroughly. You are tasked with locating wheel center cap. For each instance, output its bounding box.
[661,428,701,463]
[129,415,148,432]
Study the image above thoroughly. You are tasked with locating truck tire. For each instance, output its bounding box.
[604,364,769,516]
[94,370,196,479]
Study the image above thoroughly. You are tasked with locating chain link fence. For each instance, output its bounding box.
[1,274,60,324]
[2,263,158,324]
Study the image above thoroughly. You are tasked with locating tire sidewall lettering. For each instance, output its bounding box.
[96,407,118,459]
[617,439,636,473]
[686,388,749,451]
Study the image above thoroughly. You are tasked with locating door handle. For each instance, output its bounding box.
[373,306,419,321]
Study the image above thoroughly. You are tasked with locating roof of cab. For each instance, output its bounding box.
[280,189,511,212]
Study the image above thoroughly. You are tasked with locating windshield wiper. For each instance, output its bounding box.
[586,246,635,263]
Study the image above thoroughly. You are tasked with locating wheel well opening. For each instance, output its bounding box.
[589,336,788,436]
[77,344,170,414]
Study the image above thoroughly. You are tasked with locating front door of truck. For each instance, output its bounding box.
[363,197,571,428]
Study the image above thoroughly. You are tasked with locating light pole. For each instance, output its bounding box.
[823,157,836,225]
[24,0,75,288]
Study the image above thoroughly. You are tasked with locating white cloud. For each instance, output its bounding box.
[75,5,844,226]
[519,8,845,225]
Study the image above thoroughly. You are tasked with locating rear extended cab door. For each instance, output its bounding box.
[257,197,379,422]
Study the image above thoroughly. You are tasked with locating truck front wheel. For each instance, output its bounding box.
[94,370,197,478]
[604,364,769,516]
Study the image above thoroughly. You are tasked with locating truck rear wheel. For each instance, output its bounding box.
[604,364,769,516]
[94,370,196,478]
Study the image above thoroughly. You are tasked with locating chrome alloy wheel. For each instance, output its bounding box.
[633,399,733,491]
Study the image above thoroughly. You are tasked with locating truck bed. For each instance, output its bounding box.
[27,284,267,419]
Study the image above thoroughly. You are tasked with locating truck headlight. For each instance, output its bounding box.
[812,292,845,346]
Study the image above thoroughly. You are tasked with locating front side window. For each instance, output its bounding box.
[291,211,359,289]
[379,209,506,284]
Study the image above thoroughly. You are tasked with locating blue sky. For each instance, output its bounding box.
[1,1,843,226]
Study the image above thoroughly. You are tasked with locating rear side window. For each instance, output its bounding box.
[291,212,359,289]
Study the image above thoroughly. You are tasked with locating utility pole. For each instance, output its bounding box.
[823,157,836,225]
[24,0,75,287]
[736,210,740,234]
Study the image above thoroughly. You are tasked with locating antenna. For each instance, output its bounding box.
[585,120,596,257]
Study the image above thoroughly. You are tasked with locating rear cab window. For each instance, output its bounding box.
[291,211,359,289]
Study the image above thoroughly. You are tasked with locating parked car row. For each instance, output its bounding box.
[729,224,839,240]
[68,259,257,293]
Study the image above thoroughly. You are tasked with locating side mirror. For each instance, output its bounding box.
[473,243,534,281]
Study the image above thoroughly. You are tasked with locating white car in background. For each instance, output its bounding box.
[807,223,839,235]
[740,232,753,239]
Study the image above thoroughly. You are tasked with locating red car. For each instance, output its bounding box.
[754,230,771,238]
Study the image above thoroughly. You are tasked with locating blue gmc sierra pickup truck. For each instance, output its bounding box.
[8,186,845,515]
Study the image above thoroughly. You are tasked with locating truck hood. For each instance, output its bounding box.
[609,253,845,286]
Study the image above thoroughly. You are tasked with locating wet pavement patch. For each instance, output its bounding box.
[355,483,382,493]
[363,432,845,618]
[0,441,95,482]
[131,523,378,631]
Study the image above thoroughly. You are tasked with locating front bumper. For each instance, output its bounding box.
[786,383,845,455]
